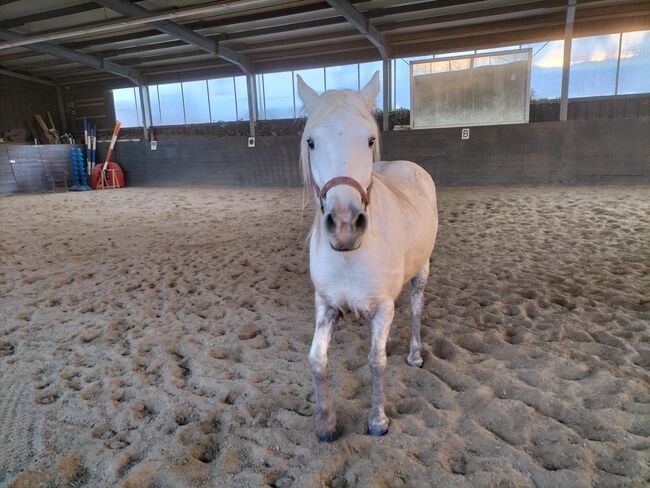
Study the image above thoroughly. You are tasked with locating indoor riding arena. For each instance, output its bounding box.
[1,2,649,488]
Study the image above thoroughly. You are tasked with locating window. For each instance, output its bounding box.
[182,80,210,124]
[393,56,432,109]
[148,86,162,126]
[234,76,249,120]
[114,31,650,129]
[522,40,564,100]
[157,82,185,125]
[569,34,620,97]
[208,78,236,122]
[113,87,141,127]
[262,71,294,119]
[325,64,359,90]
[618,30,650,94]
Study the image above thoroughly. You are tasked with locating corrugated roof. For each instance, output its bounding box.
[0,0,648,88]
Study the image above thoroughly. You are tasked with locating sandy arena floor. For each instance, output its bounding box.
[0,185,649,488]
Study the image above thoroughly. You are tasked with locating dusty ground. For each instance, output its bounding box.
[0,185,649,488]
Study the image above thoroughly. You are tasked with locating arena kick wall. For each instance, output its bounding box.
[103,117,650,187]
[1,118,648,194]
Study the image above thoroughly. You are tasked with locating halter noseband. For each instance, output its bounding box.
[310,165,373,213]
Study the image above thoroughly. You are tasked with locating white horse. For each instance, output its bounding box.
[297,72,438,441]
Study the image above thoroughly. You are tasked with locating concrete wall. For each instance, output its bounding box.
[1,117,648,195]
[381,117,650,186]
[105,135,301,188]
[107,117,649,189]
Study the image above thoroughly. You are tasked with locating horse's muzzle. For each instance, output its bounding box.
[325,205,367,251]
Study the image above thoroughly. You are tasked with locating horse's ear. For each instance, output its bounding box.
[296,75,319,113]
[360,71,380,110]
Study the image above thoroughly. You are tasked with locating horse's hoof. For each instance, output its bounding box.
[367,421,389,436]
[316,430,336,442]
[407,356,423,368]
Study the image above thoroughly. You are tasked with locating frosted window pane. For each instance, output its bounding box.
[208,78,236,122]
[359,61,383,109]
[569,34,620,97]
[182,80,210,124]
[263,71,294,119]
[325,64,358,90]
[618,30,650,94]
[113,87,140,127]
[148,86,162,126]
[435,50,475,58]
[411,50,530,129]
[158,82,185,125]
[234,76,249,120]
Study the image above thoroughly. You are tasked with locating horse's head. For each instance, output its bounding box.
[298,72,380,252]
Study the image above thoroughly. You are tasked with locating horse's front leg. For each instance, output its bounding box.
[308,294,340,442]
[368,300,395,436]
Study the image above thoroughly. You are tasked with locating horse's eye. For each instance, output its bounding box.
[368,136,376,147]
[307,138,315,150]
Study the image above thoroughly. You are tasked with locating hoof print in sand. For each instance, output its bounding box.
[238,323,261,340]
[105,436,131,450]
[58,453,87,485]
[0,340,15,356]
[174,407,199,427]
[34,388,60,405]
[188,438,219,463]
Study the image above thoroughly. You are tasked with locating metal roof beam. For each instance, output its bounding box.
[325,0,392,59]
[0,0,271,50]
[94,0,251,74]
[0,29,144,85]
[0,3,99,29]
[0,67,57,86]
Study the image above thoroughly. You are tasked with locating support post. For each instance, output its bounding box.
[56,86,68,132]
[247,74,257,139]
[382,57,391,131]
[138,84,151,141]
[559,0,576,121]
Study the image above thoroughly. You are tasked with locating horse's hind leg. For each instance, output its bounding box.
[309,294,340,442]
[407,261,429,368]
[368,300,395,436]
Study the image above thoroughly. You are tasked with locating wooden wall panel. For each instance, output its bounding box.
[0,75,60,141]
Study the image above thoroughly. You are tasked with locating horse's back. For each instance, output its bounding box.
[373,160,436,205]
[372,160,438,284]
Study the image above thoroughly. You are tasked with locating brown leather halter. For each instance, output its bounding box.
[310,165,373,213]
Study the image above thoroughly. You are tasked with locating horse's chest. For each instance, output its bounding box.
[309,257,388,315]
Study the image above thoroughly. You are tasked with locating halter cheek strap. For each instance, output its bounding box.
[310,165,373,213]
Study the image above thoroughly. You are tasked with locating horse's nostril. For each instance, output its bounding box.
[355,213,367,231]
[325,213,336,233]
